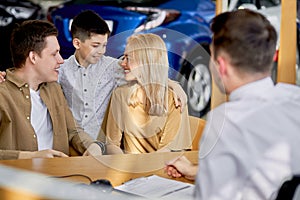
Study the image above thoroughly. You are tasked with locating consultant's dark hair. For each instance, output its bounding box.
[211,9,277,74]
[71,10,111,41]
[10,20,58,68]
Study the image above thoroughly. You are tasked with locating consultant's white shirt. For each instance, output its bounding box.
[30,88,53,150]
[195,77,300,199]
[58,55,125,139]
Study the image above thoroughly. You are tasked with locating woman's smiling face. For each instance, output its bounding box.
[119,50,139,82]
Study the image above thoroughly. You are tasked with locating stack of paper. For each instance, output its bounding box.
[114,175,194,199]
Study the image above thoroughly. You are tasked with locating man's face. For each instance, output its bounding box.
[34,36,64,83]
[75,33,108,66]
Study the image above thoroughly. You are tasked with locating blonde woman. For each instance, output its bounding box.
[99,33,192,154]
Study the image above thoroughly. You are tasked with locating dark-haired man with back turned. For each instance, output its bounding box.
[166,9,300,199]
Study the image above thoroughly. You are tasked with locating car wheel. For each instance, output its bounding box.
[178,44,211,117]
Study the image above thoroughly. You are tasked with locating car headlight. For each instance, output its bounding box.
[5,6,36,19]
[126,7,180,33]
[0,15,13,26]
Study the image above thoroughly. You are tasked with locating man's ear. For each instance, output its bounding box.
[28,51,36,64]
[73,38,80,49]
[216,56,227,77]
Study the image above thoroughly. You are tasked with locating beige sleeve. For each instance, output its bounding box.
[0,150,20,160]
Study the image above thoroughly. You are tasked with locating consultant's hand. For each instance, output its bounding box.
[165,155,198,180]
[83,143,103,156]
[0,71,6,83]
[18,149,69,159]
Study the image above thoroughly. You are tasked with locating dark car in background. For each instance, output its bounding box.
[0,0,43,71]
[47,0,216,117]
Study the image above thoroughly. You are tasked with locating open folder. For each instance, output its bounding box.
[114,175,195,199]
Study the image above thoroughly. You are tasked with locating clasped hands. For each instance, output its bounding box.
[165,155,198,181]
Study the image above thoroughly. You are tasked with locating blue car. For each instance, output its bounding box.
[48,0,216,117]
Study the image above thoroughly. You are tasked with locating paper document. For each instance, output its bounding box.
[114,175,194,199]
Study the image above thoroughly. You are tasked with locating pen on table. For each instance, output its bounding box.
[160,185,191,197]
[165,151,186,166]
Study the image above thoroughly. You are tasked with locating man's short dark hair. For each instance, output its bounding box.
[211,9,277,74]
[10,20,58,68]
